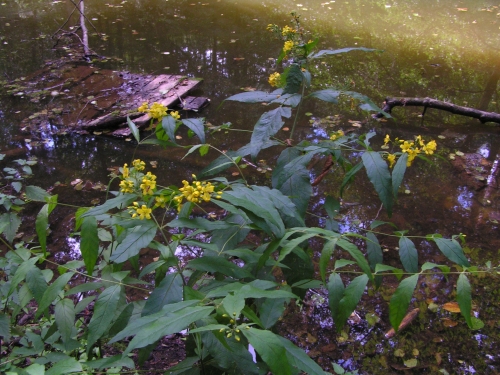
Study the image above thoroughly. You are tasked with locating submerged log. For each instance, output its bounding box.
[375,97,500,124]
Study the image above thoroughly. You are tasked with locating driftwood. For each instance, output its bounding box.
[375,97,500,124]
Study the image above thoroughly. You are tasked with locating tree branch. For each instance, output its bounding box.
[374,97,500,124]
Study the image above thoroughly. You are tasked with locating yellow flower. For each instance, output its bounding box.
[140,172,157,195]
[170,111,180,120]
[268,72,281,87]
[423,140,437,155]
[281,25,296,36]
[132,159,146,171]
[384,134,390,145]
[119,179,135,193]
[122,163,130,178]
[154,195,168,208]
[283,40,295,54]
[175,179,218,205]
[138,102,149,113]
[266,24,276,32]
[406,148,420,167]
[416,135,424,147]
[330,130,344,141]
[387,153,396,168]
[400,141,414,153]
[129,202,152,220]
[148,102,168,120]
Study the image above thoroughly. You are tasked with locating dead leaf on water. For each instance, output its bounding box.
[404,358,418,368]
[70,179,83,186]
[457,8,468,11]
[231,172,240,176]
[442,302,461,313]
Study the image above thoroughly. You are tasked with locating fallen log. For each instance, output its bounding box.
[374,97,500,124]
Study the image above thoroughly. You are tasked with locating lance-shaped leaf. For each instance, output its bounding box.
[337,239,373,281]
[182,118,206,144]
[389,274,419,331]
[55,298,75,347]
[225,90,283,103]
[162,115,177,144]
[366,232,383,271]
[142,272,183,316]
[362,151,393,216]
[392,153,408,197]
[282,64,303,95]
[327,273,344,330]
[45,357,82,375]
[26,266,47,304]
[82,194,137,217]
[242,328,291,375]
[110,220,157,263]
[81,216,99,275]
[309,46,378,59]
[37,272,74,318]
[308,89,340,104]
[199,150,239,178]
[457,273,472,328]
[188,256,254,279]
[0,313,10,340]
[320,239,337,283]
[334,274,369,331]
[25,185,52,202]
[432,237,470,267]
[247,107,291,159]
[127,116,140,143]
[398,236,419,273]
[1,212,21,244]
[87,285,123,352]
[277,336,329,375]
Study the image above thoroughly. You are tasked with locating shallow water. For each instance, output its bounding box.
[1,0,500,373]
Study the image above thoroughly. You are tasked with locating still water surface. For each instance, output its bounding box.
[1,0,500,373]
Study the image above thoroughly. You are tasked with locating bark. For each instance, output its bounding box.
[375,97,500,124]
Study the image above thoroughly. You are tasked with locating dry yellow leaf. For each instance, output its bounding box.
[442,302,461,313]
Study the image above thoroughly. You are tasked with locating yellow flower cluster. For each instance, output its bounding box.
[138,102,168,120]
[128,202,152,220]
[282,25,296,36]
[383,135,438,168]
[133,159,146,171]
[140,172,157,196]
[119,179,135,194]
[268,72,281,88]
[330,130,345,141]
[173,175,222,211]
[283,40,295,54]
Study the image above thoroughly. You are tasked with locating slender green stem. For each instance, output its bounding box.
[289,81,306,140]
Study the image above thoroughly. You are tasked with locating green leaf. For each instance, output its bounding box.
[327,273,344,329]
[340,161,363,197]
[282,64,303,95]
[127,116,140,143]
[278,233,317,262]
[8,257,38,296]
[188,256,253,279]
[181,118,206,144]
[221,293,245,318]
[54,298,75,346]
[308,89,340,104]
[85,354,135,370]
[336,239,373,281]
[87,285,123,351]
[199,150,239,178]
[272,149,316,217]
[225,90,283,103]
[0,313,10,340]
[123,306,214,355]
[247,107,291,159]
[35,204,50,255]
[277,336,328,375]
[37,272,74,318]
[45,357,82,375]
[142,272,183,316]
[457,273,472,328]
[335,274,369,331]
[259,297,286,329]
[389,274,419,331]
[309,47,378,59]
[391,153,408,197]
[82,194,137,217]
[110,220,157,263]
[242,328,291,375]
[0,212,21,243]
[432,237,470,267]
[398,236,419,273]
[223,185,285,238]
[81,216,99,275]
[25,266,47,304]
[199,144,209,156]
[362,151,393,216]
[366,232,382,271]
[320,239,337,283]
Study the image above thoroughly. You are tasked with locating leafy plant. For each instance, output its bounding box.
[0,14,490,375]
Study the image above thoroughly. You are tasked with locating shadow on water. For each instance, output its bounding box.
[1,0,500,373]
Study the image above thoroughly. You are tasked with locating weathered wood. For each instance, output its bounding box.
[375,97,500,124]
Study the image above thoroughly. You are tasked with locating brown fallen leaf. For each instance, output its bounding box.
[442,318,458,327]
[385,308,420,338]
[442,302,461,313]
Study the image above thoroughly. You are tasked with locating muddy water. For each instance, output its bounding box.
[1,0,500,373]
